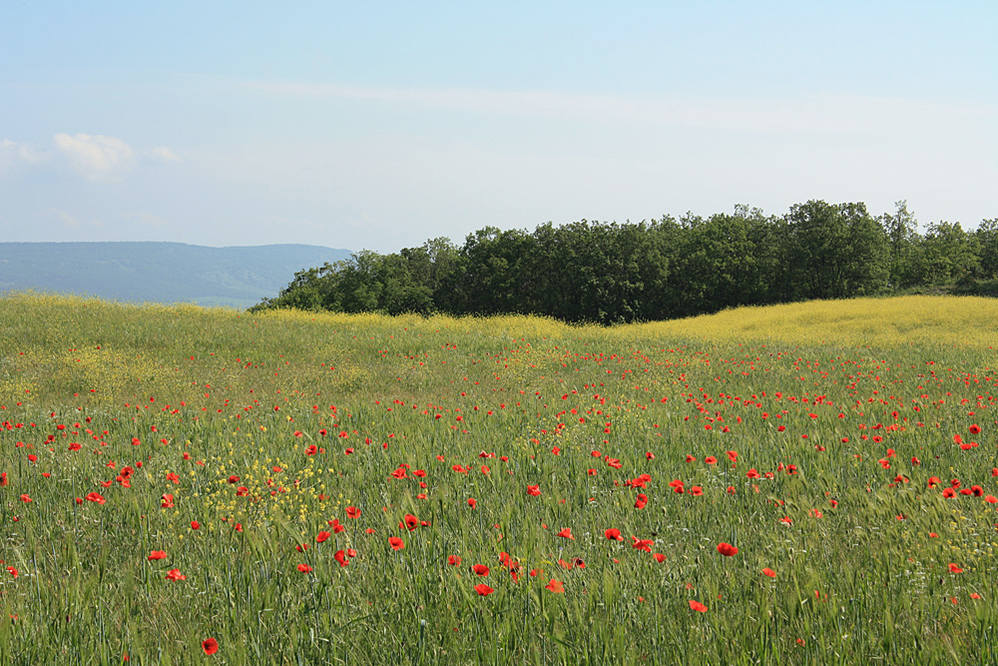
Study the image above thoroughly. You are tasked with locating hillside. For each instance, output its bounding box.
[0,241,352,308]
[0,293,995,663]
[628,294,998,349]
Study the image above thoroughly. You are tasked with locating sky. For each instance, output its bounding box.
[2,1,996,252]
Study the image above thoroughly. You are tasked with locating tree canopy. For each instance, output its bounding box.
[253,200,998,323]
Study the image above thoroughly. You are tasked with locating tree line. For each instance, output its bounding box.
[252,200,998,324]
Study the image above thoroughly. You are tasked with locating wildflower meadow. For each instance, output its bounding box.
[0,293,996,664]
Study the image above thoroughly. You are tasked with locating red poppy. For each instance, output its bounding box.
[545,579,564,593]
[202,637,218,655]
[556,528,574,540]
[388,537,404,551]
[190,521,200,530]
[631,536,653,552]
[334,550,350,566]
[526,485,541,496]
[474,583,493,596]
[165,568,186,581]
[634,494,648,509]
[147,550,166,561]
[19,494,31,503]
[949,563,963,574]
[297,563,313,573]
[403,513,419,530]
[717,542,738,557]
[604,528,623,541]
[316,531,331,543]
[472,564,490,576]
[467,498,477,509]
[448,555,461,566]
[689,600,707,612]
[85,492,106,504]
[762,568,776,578]
[345,506,361,519]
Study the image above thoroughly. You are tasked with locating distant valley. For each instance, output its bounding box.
[0,241,353,309]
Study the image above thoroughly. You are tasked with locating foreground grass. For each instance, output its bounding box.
[0,293,996,664]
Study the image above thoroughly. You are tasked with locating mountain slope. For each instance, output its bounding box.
[0,241,352,308]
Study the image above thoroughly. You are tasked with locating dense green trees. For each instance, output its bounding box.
[780,201,890,301]
[977,219,998,280]
[253,200,996,323]
[880,201,920,289]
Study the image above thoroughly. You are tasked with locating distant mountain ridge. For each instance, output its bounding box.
[0,241,353,309]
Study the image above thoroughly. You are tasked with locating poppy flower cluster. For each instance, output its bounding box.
[2,295,995,664]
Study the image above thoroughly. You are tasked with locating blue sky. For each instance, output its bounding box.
[2,1,996,251]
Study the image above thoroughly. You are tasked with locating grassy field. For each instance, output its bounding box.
[0,292,996,664]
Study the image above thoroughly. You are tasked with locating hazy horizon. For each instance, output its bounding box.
[0,240,350,250]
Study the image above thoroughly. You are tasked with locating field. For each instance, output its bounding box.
[0,293,996,664]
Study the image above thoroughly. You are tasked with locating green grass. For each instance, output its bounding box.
[0,292,996,664]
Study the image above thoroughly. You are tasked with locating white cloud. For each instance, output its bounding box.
[54,209,81,229]
[149,146,181,163]
[0,138,47,172]
[51,209,104,230]
[53,132,134,179]
[243,80,997,140]
[4,134,182,180]
[130,211,169,227]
